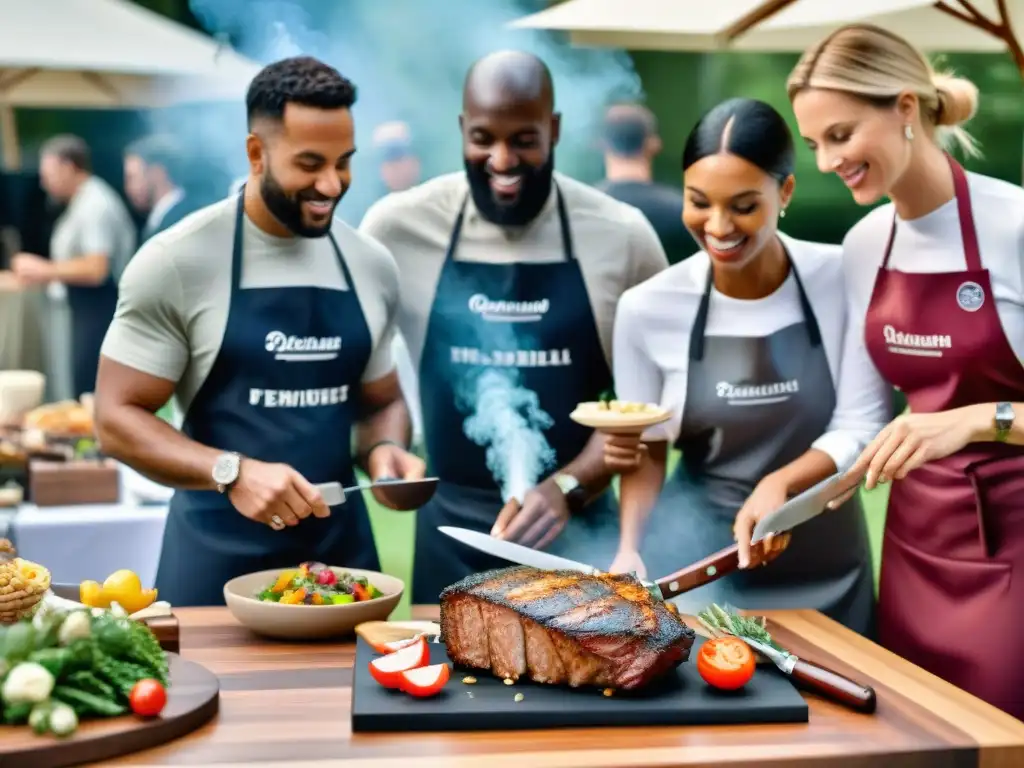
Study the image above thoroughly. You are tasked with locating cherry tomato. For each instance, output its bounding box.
[369,636,430,688]
[398,663,450,697]
[696,637,756,690]
[129,679,167,717]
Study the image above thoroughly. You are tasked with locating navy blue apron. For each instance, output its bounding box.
[412,185,618,603]
[154,190,380,606]
[67,280,118,398]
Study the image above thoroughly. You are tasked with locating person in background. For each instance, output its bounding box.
[11,135,135,399]
[788,23,1024,718]
[604,99,882,636]
[94,56,423,606]
[361,50,669,604]
[123,135,196,242]
[372,121,422,194]
[596,103,692,264]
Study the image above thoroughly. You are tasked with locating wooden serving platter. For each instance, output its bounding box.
[0,653,219,768]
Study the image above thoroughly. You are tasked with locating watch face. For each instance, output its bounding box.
[554,474,580,495]
[212,453,240,485]
[996,402,1015,425]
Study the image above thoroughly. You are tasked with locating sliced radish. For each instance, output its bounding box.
[368,636,430,688]
[398,663,450,697]
[371,634,424,655]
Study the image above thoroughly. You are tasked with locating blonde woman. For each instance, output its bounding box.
[787,24,1024,719]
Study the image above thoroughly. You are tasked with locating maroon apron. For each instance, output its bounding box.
[864,154,1024,719]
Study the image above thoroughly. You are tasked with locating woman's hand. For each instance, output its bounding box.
[608,548,648,579]
[848,406,984,490]
[603,432,647,473]
[733,474,794,569]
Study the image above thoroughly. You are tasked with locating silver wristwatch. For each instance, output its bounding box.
[212,452,242,493]
[995,402,1015,442]
[553,473,586,512]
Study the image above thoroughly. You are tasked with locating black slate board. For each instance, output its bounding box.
[351,635,809,732]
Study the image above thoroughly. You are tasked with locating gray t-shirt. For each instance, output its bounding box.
[50,175,136,283]
[101,196,400,416]
[359,171,668,369]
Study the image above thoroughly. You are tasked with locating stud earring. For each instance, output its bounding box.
[904,124,914,141]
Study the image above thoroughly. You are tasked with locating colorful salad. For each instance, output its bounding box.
[255,562,385,605]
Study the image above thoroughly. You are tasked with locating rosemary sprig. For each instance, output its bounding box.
[696,603,775,647]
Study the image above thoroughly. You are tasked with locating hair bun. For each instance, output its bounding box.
[932,73,979,126]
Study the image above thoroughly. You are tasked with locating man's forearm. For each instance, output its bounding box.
[355,397,413,466]
[53,254,109,286]
[97,404,222,490]
[549,431,614,502]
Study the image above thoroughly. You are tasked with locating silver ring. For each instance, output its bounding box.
[269,514,285,530]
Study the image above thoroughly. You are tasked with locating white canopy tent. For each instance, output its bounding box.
[511,0,1023,64]
[0,0,262,169]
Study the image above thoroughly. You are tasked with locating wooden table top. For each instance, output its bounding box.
[106,605,1024,768]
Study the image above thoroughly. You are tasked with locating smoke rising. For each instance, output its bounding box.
[166,0,643,222]
[463,369,555,503]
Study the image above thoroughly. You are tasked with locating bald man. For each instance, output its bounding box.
[361,51,668,602]
[596,103,691,264]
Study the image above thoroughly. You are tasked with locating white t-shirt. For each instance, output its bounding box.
[840,170,1024,420]
[613,232,891,473]
[101,196,400,416]
[49,175,137,299]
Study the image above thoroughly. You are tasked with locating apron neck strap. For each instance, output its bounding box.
[445,182,575,262]
[689,239,822,362]
[231,184,348,293]
[880,152,982,272]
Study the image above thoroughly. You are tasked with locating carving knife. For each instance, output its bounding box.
[750,471,857,543]
[437,525,773,601]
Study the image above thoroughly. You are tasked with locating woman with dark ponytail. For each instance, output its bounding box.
[603,98,885,636]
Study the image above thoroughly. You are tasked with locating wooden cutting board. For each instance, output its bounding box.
[0,653,219,768]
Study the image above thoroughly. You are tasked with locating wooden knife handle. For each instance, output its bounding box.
[790,658,877,713]
[653,542,772,599]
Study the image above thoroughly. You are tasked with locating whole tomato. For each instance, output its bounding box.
[129,679,167,717]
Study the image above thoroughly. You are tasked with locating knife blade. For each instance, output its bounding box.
[437,527,603,575]
[750,471,855,543]
[436,526,773,601]
[741,635,877,714]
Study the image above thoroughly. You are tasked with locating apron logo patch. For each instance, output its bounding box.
[956,281,985,312]
[883,324,951,357]
[265,330,342,361]
[716,380,799,406]
[468,293,550,323]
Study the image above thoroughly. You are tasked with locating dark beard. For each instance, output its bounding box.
[259,167,342,238]
[464,152,554,227]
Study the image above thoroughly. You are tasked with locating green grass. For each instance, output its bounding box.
[363,456,891,620]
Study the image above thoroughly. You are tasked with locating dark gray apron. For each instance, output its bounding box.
[639,254,875,637]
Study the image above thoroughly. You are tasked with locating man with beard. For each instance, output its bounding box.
[94,56,424,606]
[360,50,668,603]
[123,135,196,243]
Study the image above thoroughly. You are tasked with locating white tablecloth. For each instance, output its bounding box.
[10,502,168,588]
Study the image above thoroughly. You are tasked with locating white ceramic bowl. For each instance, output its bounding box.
[223,566,403,640]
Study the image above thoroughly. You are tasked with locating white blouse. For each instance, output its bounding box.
[612,232,891,473]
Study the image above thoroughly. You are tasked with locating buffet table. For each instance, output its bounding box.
[101,605,1024,767]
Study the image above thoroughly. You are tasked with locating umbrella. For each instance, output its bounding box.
[0,0,263,169]
[511,0,1023,71]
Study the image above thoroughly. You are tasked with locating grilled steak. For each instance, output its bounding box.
[439,565,696,690]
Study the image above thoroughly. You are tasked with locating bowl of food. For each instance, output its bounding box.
[570,399,671,434]
[223,562,403,640]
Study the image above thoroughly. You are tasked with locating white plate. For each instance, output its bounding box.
[569,401,671,432]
